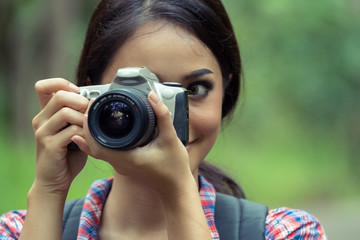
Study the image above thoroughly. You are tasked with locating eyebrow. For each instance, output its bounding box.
[184,69,214,80]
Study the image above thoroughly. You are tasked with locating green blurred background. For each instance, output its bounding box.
[1,0,359,238]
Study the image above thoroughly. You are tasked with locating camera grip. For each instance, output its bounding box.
[173,93,189,146]
[61,123,80,151]
[67,141,80,151]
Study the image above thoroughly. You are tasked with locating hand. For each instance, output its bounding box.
[73,91,211,240]
[73,91,193,196]
[31,78,89,197]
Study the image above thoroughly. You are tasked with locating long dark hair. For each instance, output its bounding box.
[76,0,245,198]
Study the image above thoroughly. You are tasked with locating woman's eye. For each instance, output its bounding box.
[186,80,214,97]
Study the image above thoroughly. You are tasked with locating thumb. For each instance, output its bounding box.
[148,91,177,143]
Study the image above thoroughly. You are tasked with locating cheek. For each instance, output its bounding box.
[190,108,221,137]
[189,95,223,150]
[191,92,223,134]
[188,105,222,172]
[189,87,223,139]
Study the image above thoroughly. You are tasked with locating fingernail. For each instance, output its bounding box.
[69,83,80,93]
[149,91,160,104]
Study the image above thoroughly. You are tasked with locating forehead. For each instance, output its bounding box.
[102,21,221,83]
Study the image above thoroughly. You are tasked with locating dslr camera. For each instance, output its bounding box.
[79,67,189,150]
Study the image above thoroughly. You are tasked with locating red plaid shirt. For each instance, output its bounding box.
[1,175,326,239]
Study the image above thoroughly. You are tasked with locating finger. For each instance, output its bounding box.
[55,124,84,147]
[76,113,104,158]
[85,98,95,115]
[45,90,89,115]
[77,113,154,176]
[35,124,84,153]
[71,135,90,155]
[35,78,80,109]
[148,91,177,143]
[78,114,132,163]
[37,107,85,137]
[33,91,89,130]
[32,92,88,132]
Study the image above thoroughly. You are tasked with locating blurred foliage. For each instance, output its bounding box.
[214,4,360,237]
[1,0,359,226]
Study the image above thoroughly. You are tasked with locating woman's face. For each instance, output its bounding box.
[102,22,223,175]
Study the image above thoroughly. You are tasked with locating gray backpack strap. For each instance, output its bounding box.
[62,197,85,240]
[214,193,268,240]
[62,194,268,240]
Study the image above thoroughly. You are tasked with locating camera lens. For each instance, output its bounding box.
[99,101,133,138]
[88,89,156,149]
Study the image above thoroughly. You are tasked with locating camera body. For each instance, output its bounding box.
[79,67,189,149]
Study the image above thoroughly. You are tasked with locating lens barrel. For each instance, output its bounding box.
[88,89,156,149]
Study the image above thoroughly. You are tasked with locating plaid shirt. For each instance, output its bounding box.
[1,175,326,239]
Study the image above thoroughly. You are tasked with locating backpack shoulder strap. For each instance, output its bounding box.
[62,194,268,240]
[62,197,85,240]
[214,192,268,240]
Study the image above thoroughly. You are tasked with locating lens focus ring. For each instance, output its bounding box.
[88,89,156,149]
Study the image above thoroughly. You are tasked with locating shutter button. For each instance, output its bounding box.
[161,89,175,99]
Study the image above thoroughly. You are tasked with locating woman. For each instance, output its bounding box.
[0,0,326,239]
